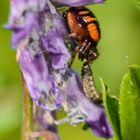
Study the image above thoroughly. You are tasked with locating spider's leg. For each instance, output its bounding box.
[78,40,89,60]
[67,33,83,67]
[82,42,91,54]
[69,33,77,38]
[68,45,80,68]
[79,39,88,53]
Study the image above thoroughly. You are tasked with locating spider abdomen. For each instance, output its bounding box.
[81,64,102,103]
[64,6,100,44]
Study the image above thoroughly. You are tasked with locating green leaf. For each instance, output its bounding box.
[133,0,140,10]
[100,78,121,140]
[120,65,140,140]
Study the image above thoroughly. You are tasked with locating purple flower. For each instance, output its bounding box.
[63,69,113,138]
[42,28,70,70]
[51,0,105,7]
[17,43,55,110]
[7,0,113,138]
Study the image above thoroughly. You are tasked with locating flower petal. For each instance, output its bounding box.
[87,112,113,138]
[17,41,57,110]
[51,0,105,7]
[64,69,113,138]
[42,28,70,70]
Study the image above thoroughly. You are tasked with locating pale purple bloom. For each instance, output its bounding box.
[64,69,113,138]
[42,28,70,70]
[7,0,113,138]
[51,0,105,7]
[17,44,55,110]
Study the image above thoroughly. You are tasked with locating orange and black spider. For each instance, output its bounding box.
[63,6,101,66]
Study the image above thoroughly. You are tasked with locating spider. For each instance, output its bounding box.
[63,6,101,66]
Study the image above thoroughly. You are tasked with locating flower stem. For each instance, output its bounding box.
[20,72,59,140]
[21,73,33,140]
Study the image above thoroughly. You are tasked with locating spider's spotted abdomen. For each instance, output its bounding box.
[81,64,102,103]
[64,6,100,45]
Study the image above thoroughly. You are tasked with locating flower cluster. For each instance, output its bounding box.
[6,0,113,138]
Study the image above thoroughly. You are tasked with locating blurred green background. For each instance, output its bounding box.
[0,0,140,140]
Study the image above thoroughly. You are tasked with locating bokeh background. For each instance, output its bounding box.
[0,0,140,140]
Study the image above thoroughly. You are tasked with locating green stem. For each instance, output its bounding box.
[21,73,33,140]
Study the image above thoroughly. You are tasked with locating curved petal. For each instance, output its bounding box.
[17,41,56,110]
[10,13,36,47]
[42,28,70,70]
[87,112,113,138]
[64,69,113,138]
[51,0,105,7]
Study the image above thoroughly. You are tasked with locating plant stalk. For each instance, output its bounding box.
[21,72,59,140]
[21,73,33,140]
